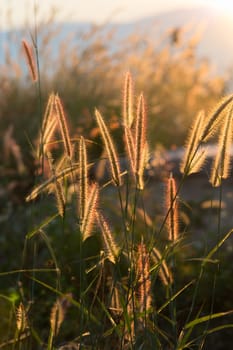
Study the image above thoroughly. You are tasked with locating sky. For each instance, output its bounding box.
[1,0,233,30]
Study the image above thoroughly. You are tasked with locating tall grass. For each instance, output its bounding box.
[1,67,232,349]
[1,10,233,348]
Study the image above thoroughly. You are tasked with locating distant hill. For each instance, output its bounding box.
[1,6,233,75]
[132,6,233,74]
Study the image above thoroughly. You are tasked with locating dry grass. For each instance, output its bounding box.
[1,19,233,349]
[22,39,38,82]
[15,71,233,349]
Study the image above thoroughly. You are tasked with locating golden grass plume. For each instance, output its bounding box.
[22,39,37,82]
[54,94,72,159]
[165,175,179,242]
[16,302,28,332]
[134,93,148,189]
[96,212,119,264]
[124,125,136,175]
[201,94,233,142]
[50,293,72,337]
[210,107,233,187]
[26,163,81,202]
[81,183,99,241]
[180,110,207,175]
[95,109,122,186]
[38,93,57,156]
[47,152,66,217]
[136,241,152,317]
[123,71,134,128]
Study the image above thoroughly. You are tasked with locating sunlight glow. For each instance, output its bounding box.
[1,0,233,30]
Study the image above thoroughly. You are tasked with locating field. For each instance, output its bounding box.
[1,11,233,350]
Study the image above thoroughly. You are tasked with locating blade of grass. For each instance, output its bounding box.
[26,213,59,239]
[203,228,233,266]
[157,280,194,314]
[184,310,233,330]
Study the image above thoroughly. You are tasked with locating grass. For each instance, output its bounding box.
[1,64,233,349]
[1,13,233,349]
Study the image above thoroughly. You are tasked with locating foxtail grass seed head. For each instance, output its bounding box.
[95,109,122,186]
[96,212,119,264]
[50,293,72,337]
[16,302,28,332]
[42,114,57,155]
[137,242,152,315]
[39,93,57,156]
[123,71,134,128]
[126,295,135,342]
[54,178,66,217]
[54,94,72,159]
[22,39,37,82]
[210,108,233,187]
[81,183,99,241]
[42,93,55,133]
[135,93,147,189]
[26,163,80,202]
[137,142,149,190]
[79,136,88,221]
[201,94,233,142]
[180,110,207,175]
[47,152,65,217]
[124,125,136,174]
[165,175,179,241]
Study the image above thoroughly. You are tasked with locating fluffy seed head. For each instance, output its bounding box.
[39,93,57,156]
[22,39,37,82]
[124,125,136,174]
[136,241,152,316]
[50,293,72,336]
[202,94,233,142]
[135,93,147,189]
[54,94,72,159]
[123,71,134,128]
[180,110,207,175]
[165,175,179,241]
[96,212,119,264]
[16,302,28,332]
[95,109,122,186]
[210,108,233,187]
[81,183,99,241]
[47,152,65,217]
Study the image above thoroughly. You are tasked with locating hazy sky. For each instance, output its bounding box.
[1,0,233,29]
